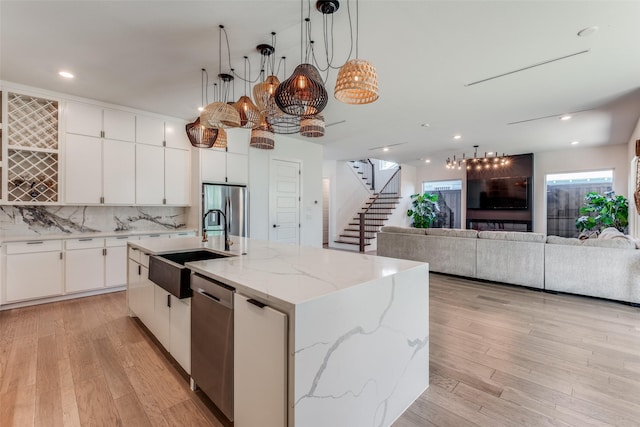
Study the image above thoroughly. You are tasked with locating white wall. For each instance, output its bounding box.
[249,134,323,247]
[323,160,371,247]
[415,144,629,234]
[385,164,416,228]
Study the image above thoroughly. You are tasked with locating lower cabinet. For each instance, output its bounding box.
[126,251,191,374]
[5,240,64,303]
[234,293,287,427]
[65,238,105,293]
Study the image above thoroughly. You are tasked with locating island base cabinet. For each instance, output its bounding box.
[234,294,287,427]
[169,296,191,374]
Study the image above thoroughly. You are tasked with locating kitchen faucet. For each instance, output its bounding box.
[202,209,232,251]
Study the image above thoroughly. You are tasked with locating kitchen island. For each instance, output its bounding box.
[127,235,429,427]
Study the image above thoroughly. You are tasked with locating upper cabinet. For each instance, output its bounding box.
[64,101,136,205]
[200,128,249,185]
[136,115,191,150]
[5,91,60,204]
[66,101,135,142]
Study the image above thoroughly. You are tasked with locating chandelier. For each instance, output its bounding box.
[187,0,380,149]
[446,145,510,170]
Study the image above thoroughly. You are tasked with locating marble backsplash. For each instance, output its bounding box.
[0,205,188,238]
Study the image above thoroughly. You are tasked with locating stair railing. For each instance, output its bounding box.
[358,166,401,252]
[350,159,375,191]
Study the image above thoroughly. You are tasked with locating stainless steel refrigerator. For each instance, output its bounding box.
[202,183,248,237]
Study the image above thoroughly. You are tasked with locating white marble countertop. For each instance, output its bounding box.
[129,235,427,308]
[1,229,196,244]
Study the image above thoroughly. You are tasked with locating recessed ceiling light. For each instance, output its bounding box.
[487,152,494,155]
[571,140,580,145]
[59,71,74,79]
[425,159,431,163]
[560,115,572,121]
[198,106,204,112]
[577,26,599,37]
[383,147,389,152]
[453,135,462,140]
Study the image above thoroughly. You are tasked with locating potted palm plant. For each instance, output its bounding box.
[407,192,440,228]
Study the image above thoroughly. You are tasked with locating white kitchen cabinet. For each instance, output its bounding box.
[169,296,191,373]
[66,101,135,142]
[152,284,171,349]
[65,238,105,294]
[65,135,135,205]
[127,257,154,327]
[200,148,248,185]
[226,152,249,185]
[5,241,63,303]
[234,293,287,427]
[136,144,191,205]
[136,115,165,146]
[201,149,227,183]
[165,147,190,205]
[105,236,132,287]
[102,139,135,204]
[136,116,190,150]
[136,144,165,204]
[65,101,102,138]
[164,119,191,150]
[65,134,102,204]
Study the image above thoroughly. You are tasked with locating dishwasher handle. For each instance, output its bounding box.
[200,290,221,302]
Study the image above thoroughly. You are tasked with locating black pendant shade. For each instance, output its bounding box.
[186,117,219,148]
[274,63,328,117]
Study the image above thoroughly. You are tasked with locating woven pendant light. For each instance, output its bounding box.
[300,114,325,138]
[253,75,280,115]
[213,128,228,149]
[334,59,379,104]
[233,96,261,129]
[200,101,240,129]
[185,117,219,148]
[267,111,301,135]
[275,63,328,117]
[250,114,275,149]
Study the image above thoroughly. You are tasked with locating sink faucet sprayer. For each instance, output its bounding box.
[202,209,232,251]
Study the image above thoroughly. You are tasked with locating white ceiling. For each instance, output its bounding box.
[2,1,640,167]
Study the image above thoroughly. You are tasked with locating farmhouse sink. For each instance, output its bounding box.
[148,250,233,299]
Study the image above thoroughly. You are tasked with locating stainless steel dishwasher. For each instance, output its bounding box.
[190,273,235,421]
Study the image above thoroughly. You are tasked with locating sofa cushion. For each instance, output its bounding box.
[478,231,546,243]
[547,235,636,250]
[379,226,426,235]
[426,228,478,238]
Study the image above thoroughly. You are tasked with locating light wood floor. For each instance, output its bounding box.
[1,274,640,426]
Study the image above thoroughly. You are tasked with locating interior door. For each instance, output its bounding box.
[269,159,300,244]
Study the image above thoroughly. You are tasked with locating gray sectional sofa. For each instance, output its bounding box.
[377,226,640,304]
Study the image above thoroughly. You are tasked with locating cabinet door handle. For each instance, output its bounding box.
[138,264,141,275]
[103,248,107,256]
[247,298,266,309]
[167,294,171,308]
[60,252,63,260]
[78,238,92,242]
[27,241,44,245]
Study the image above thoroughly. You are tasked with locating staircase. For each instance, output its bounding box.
[334,163,401,251]
[334,193,401,247]
[349,159,375,192]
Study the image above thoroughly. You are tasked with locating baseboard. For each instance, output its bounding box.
[0,285,126,311]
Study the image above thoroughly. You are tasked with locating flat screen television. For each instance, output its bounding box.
[467,176,529,210]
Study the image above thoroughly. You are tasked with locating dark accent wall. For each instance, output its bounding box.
[466,153,534,231]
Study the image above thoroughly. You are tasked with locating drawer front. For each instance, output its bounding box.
[106,235,137,248]
[6,240,62,255]
[140,252,150,268]
[128,246,141,263]
[65,238,105,250]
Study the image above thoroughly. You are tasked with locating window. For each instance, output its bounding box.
[379,160,398,171]
[422,180,462,228]
[546,170,613,237]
